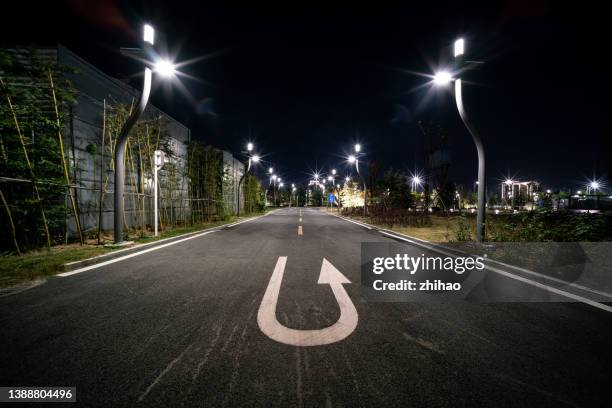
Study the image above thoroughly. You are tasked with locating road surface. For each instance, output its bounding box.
[1,208,611,407]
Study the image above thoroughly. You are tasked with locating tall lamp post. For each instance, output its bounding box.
[433,38,486,242]
[348,143,366,216]
[114,23,176,244]
[237,142,259,217]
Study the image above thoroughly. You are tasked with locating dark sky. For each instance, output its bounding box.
[4,0,611,190]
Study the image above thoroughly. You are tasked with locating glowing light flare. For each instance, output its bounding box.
[247,142,253,152]
[154,59,176,78]
[251,155,260,163]
[348,155,356,163]
[433,71,452,86]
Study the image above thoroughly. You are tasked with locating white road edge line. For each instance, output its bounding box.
[378,231,612,313]
[331,214,612,313]
[329,213,372,230]
[332,213,612,301]
[58,231,218,277]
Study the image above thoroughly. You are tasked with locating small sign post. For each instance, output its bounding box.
[153,150,165,236]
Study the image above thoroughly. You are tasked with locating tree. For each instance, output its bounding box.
[377,170,412,209]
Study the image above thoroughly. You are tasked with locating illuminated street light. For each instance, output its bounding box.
[348,145,367,216]
[154,60,176,77]
[268,167,273,174]
[587,180,601,194]
[430,37,486,241]
[238,142,260,216]
[114,23,176,244]
[332,169,336,175]
[345,177,350,182]
[433,71,453,86]
[454,38,465,57]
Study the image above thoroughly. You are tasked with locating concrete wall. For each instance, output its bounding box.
[55,45,192,235]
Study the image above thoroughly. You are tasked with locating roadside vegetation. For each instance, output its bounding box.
[339,206,612,242]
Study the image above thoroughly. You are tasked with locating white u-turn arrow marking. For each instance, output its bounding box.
[257,257,358,347]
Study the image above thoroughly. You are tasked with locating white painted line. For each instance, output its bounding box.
[258,257,358,347]
[329,213,373,230]
[378,231,612,313]
[485,264,612,313]
[298,225,303,235]
[379,228,612,301]
[225,212,271,228]
[299,217,302,222]
[58,230,217,277]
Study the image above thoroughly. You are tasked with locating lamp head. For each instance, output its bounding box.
[354,143,361,153]
[251,155,260,163]
[348,155,356,163]
[143,24,155,45]
[247,142,253,152]
[454,38,465,57]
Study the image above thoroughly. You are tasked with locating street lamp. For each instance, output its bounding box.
[237,143,259,216]
[349,144,367,216]
[433,37,486,241]
[114,23,176,244]
[588,181,600,194]
[411,175,422,192]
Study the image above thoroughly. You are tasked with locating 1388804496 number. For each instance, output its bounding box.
[0,387,76,402]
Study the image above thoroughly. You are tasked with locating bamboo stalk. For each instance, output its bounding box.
[1,78,52,249]
[48,71,84,245]
[0,187,21,255]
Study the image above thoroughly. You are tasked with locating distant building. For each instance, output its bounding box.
[501,180,540,210]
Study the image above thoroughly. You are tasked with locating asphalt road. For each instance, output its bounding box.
[1,208,612,407]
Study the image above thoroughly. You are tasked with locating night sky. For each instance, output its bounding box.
[4,1,611,190]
